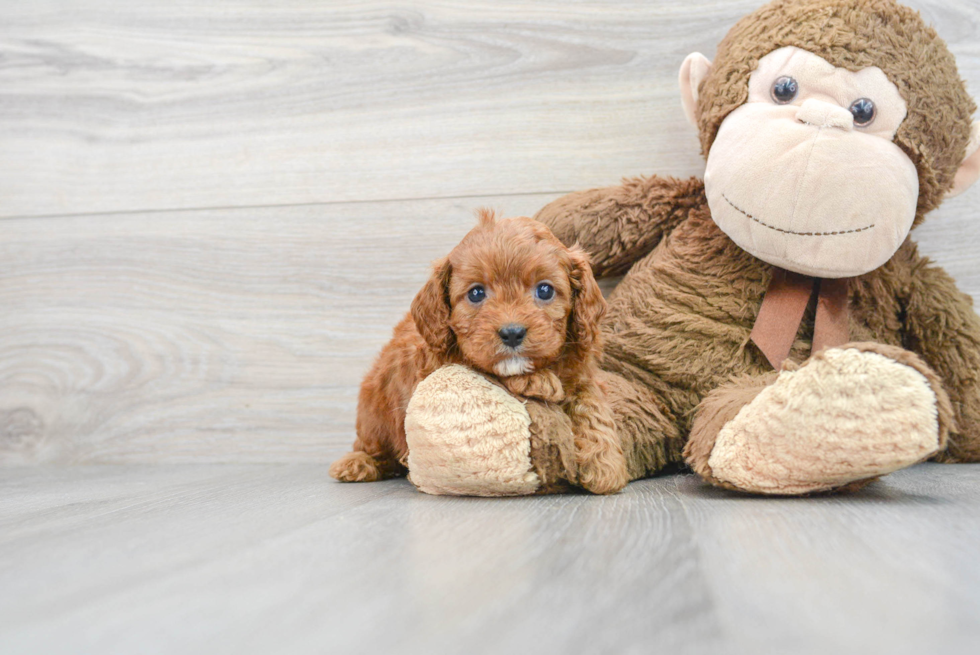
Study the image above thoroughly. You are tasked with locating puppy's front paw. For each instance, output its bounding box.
[503,370,565,402]
[577,451,630,495]
[569,392,630,494]
[575,427,630,495]
[329,452,382,482]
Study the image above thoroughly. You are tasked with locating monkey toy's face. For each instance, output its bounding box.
[679,1,980,280]
[698,47,919,278]
[702,47,917,278]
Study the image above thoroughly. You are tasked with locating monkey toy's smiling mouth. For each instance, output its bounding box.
[721,193,876,237]
[710,183,897,277]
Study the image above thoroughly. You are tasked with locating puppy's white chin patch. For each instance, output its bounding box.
[494,356,533,377]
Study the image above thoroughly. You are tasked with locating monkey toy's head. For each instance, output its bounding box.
[679,0,980,278]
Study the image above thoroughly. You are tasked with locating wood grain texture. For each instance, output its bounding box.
[0,0,978,464]
[0,194,562,463]
[1,463,979,655]
[2,192,976,464]
[3,4,979,652]
[0,0,977,217]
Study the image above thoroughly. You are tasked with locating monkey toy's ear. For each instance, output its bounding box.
[679,52,713,129]
[947,121,980,198]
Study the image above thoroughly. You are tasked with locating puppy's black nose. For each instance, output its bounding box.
[498,324,527,348]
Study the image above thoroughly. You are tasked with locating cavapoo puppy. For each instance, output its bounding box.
[329,209,629,494]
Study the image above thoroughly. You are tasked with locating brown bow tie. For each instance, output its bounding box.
[750,268,850,369]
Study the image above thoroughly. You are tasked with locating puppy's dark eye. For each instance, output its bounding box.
[535,283,555,301]
[771,76,798,104]
[467,285,486,304]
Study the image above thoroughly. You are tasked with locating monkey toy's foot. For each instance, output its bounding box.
[404,365,582,496]
[687,344,951,495]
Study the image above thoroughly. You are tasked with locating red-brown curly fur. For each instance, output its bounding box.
[329,209,629,494]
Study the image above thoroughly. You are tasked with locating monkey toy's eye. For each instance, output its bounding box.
[467,285,486,304]
[534,282,555,301]
[771,76,799,104]
[848,98,876,126]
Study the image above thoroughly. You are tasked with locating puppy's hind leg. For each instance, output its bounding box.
[330,450,384,482]
[330,431,407,482]
[330,386,409,483]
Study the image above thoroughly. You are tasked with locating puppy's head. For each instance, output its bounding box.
[411,209,605,377]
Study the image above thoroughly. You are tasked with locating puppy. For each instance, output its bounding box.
[329,209,629,494]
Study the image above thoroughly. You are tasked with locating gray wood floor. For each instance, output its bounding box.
[2,463,979,655]
[2,1,980,652]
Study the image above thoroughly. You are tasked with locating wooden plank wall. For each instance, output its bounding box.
[2,0,978,464]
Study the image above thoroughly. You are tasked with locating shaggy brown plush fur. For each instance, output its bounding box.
[527,0,980,491]
[390,0,977,497]
[331,211,629,494]
[538,178,980,481]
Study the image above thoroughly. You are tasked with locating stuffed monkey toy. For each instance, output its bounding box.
[404,0,980,496]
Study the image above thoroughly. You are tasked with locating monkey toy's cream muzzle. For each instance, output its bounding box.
[704,99,919,278]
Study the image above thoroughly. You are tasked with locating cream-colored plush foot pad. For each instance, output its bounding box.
[708,348,942,495]
[405,365,540,496]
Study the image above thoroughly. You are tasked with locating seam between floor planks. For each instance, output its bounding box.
[0,188,583,223]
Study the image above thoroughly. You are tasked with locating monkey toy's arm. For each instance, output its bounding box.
[533,175,705,278]
[904,262,980,462]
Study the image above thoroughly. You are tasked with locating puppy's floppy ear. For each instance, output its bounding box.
[411,256,455,356]
[566,246,606,361]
